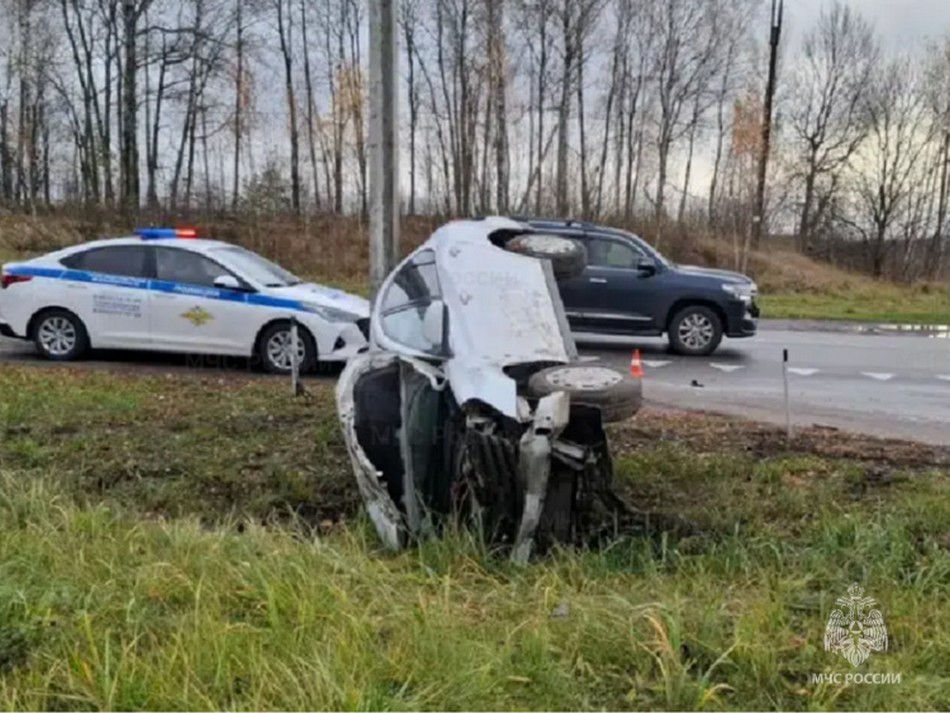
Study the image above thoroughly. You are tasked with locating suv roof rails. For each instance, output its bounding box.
[510,216,596,228]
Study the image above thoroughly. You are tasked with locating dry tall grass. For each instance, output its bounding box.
[1,212,945,321]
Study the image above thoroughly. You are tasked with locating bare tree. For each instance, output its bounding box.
[923,34,950,276]
[400,0,420,215]
[300,0,322,211]
[790,1,878,253]
[231,0,246,210]
[119,0,156,213]
[275,0,301,213]
[846,58,932,277]
[486,0,510,213]
[649,0,721,248]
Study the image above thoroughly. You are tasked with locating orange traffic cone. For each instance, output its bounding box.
[629,349,644,378]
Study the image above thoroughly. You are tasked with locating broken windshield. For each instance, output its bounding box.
[379,250,445,355]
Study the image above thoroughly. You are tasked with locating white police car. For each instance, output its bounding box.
[0,228,370,373]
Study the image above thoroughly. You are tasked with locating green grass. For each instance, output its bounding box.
[759,286,950,324]
[0,368,357,525]
[2,369,950,709]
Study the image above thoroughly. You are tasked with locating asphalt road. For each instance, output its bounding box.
[578,324,950,445]
[2,321,949,444]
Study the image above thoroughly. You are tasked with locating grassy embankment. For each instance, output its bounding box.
[1,213,947,323]
[1,366,949,709]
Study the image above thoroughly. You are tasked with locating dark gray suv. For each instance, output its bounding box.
[522,219,760,356]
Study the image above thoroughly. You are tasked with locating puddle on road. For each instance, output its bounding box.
[855,324,950,338]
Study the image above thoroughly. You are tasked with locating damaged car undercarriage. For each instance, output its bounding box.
[336,217,643,562]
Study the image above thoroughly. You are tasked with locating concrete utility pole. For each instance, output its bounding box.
[369,0,400,296]
[753,0,783,250]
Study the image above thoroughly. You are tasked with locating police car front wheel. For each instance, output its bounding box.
[32,309,89,362]
[258,321,317,375]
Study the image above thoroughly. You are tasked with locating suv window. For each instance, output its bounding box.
[62,246,150,278]
[379,250,445,354]
[585,237,642,269]
[155,247,233,288]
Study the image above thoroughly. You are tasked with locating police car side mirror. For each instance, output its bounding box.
[214,275,244,291]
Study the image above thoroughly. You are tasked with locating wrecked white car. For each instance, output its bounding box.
[336,218,642,561]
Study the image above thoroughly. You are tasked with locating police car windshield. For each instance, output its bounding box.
[213,246,302,287]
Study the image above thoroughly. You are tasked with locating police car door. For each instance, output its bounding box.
[150,247,249,354]
[59,245,152,347]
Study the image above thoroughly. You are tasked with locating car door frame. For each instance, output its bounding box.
[547,229,601,333]
[60,244,156,348]
[148,245,258,355]
[567,233,658,334]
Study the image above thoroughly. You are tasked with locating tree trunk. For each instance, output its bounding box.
[201,107,211,211]
[798,154,817,253]
[872,223,887,278]
[62,0,102,204]
[300,0,321,211]
[488,0,509,213]
[655,137,670,249]
[594,31,619,219]
[184,90,199,209]
[930,130,950,276]
[146,38,168,211]
[120,0,143,215]
[102,2,117,206]
[577,29,589,219]
[42,113,50,206]
[678,110,700,224]
[0,99,11,202]
[555,6,573,216]
[404,16,418,215]
[232,0,244,210]
[170,51,199,209]
[535,14,547,215]
[276,0,301,214]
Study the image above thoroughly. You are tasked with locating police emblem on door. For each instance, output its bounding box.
[824,583,888,667]
[181,306,213,327]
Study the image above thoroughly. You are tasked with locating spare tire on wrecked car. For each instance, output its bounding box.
[526,364,642,423]
[503,233,587,280]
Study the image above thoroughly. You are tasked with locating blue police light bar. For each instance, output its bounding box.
[135,228,198,240]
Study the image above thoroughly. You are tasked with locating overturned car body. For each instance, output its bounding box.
[336,218,642,561]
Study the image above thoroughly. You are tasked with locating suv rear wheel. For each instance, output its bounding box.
[668,305,723,356]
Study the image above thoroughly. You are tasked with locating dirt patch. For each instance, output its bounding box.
[610,406,950,471]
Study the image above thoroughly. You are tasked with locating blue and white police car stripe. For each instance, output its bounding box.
[5,265,312,313]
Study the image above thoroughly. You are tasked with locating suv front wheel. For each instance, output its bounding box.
[668,305,723,356]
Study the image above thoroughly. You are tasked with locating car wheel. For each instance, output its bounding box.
[503,234,587,280]
[259,321,317,375]
[526,364,642,423]
[32,309,89,362]
[668,305,723,356]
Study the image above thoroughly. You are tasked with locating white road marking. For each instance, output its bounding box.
[861,372,894,381]
[938,375,950,382]
[787,368,819,376]
[642,360,672,368]
[578,355,600,362]
[709,363,745,373]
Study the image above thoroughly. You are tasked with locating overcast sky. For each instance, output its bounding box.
[787,0,950,49]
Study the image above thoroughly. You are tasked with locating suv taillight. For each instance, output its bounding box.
[1,274,32,289]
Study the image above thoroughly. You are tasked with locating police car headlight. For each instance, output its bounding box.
[303,302,362,323]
